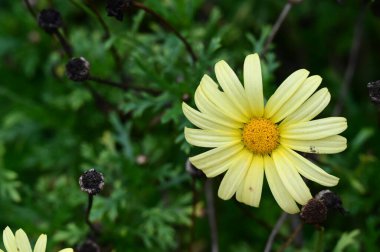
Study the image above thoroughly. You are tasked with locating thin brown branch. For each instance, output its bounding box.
[333,6,366,115]
[277,222,304,252]
[205,179,219,252]
[264,212,288,252]
[84,0,123,72]
[262,3,293,55]
[23,0,36,18]
[133,1,198,63]
[88,76,160,95]
[85,194,101,234]
[53,30,73,57]
[189,177,197,252]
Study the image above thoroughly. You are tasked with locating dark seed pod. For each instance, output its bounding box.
[106,0,132,21]
[300,198,328,225]
[315,190,345,213]
[37,9,63,33]
[368,81,380,105]
[79,169,105,195]
[66,57,90,82]
[77,239,101,252]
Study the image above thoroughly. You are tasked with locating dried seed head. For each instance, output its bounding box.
[315,190,345,213]
[367,81,380,105]
[37,9,63,33]
[186,159,206,179]
[79,169,105,195]
[77,239,101,252]
[300,198,328,225]
[106,0,132,21]
[66,57,90,82]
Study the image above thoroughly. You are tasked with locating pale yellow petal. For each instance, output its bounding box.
[200,75,249,122]
[0,249,4,252]
[189,142,244,171]
[182,102,235,131]
[184,127,241,148]
[215,60,251,118]
[237,155,264,207]
[194,82,242,128]
[202,160,231,177]
[281,135,347,154]
[3,227,18,252]
[58,249,74,252]
[281,88,330,126]
[270,75,321,123]
[264,155,300,214]
[264,69,309,119]
[218,150,251,200]
[33,234,47,252]
[272,147,312,205]
[15,229,32,252]
[244,54,264,117]
[281,147,339,187]
[280,117,347,140]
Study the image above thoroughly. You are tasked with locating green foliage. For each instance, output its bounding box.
[0,0,380,251]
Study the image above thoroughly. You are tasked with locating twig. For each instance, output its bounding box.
[132,1,198,63]
[189,177,197,252]
[85,194,100,234]
[262,2,293,55]
[23,0,36,18]
[205,179,219,252]
[277,222,304,252]
[333,6,366,115]
[314,227,325,252]
[53,30,73,57]
[89,76,128,90]
[84,0,123,72]
[88,76,160,94]
[264,212,288,252]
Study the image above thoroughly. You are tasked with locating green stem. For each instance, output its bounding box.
[314,227,325,252]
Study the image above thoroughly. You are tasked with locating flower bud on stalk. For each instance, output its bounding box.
[37,8,63,33]
[66,57,91,82]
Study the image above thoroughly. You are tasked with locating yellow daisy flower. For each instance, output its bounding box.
[182,53,347,214]
[1,227,73,252]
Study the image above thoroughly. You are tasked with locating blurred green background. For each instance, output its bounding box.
[0,0,379,251]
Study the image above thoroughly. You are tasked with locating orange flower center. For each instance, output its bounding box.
[242,118,280,155]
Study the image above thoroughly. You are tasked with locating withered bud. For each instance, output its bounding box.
[315,190,345,213]
[106,0,132,21]
[79,169,105,195]
[300,198,328,225]
[37,9,63,33]
[66,57,90,82]
[367,81,380,105]
[186,159,206,179]
[77,239,101,252]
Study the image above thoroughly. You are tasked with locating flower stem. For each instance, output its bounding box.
[278,222,304,252]
[53,30,73,57]
[85,194,100,234]
[314,227,325,252]
[262,2,293,55]
[205,179,219,252]
[23,0,36,18]
[132,1,198,63]
[84,0,124,73]
[264,212,288,252]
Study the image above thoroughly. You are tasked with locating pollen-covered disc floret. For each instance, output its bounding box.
[182,53,348,214]
[242,118,279,154]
